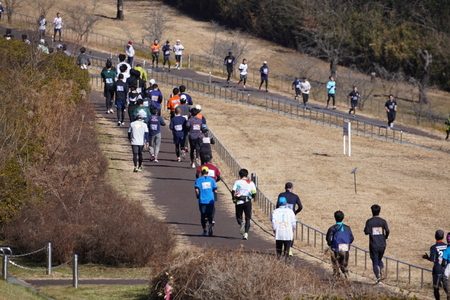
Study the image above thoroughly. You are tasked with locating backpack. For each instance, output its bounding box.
[332,224,351,252]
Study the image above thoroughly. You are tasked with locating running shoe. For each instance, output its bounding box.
[150,154,155,161]
[266,89,269,92]
[133,167,138,172]
[177,157,181,162]
[259,86,261,90]
[239,222,245,235]
[191,162,196,169]
[202,230,207,236]
[109,109,114,113]
[137,167,143,172]
[288,250,293,256]
[154,159,158,163]
[106,110,110,114]
[243,85,246,88]
[332,106,336,110]
[208,224,213,236]
[121,122,125,126]
[243,233,248,240]
[344,271,350,279]
[375,278,383,285]
[117,121,121,126]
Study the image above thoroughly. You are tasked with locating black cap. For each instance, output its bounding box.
[285,182,293,189]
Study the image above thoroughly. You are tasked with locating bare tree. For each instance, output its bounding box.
[30,0,57,20]
[142,6,171,44]
[65,2,100,43]
[117,0,124,20]
[3,0,25,23]
[416,49,432,105]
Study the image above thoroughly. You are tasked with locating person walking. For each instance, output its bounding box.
[52,12,62,42]
[271,197,297,263]
[237,59,248,88]
[128,113,149,172]
[422,230,449,300]
[231,169,257,240]
[326,210,354,279]
[445,113,450,141]
[151,39,160,69]
[300,77,311,107]
[114,73,129,126]
[348,86,360,116]
[101,61,117,114]
[148,108,166,163]
[364,204,390,284]
[126,41,135,67]
[326,76,336,109]
[195,166,218,236]
[173,40,184,70]
[162,40,171,71]
[186,108,203,168]
[38,15,47,38]
[258,61,269,92]
[385,94,397,128]
[76,47,91,70]
[169,107,187,162]
[292,76,301,101]
[224,51,236,84]
[276,182,303,256]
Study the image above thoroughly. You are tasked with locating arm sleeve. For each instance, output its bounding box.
[384,220,390,239]
[295,198,303,215]
[326,227,334,246]
[364,220,370,235]
[144,132,149,144]
[216,175,221,182]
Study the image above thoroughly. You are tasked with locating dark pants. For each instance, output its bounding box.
[239,75,247,86]
[199,203,214,229]
[276,240,291,263]
[189,138,201,161]
[432,273,449,300]
[53,28,62,40]
[173,135,185,158]
[226,65,233,82]
[235,201,252,233]
[387,112,396,126]
[200,151,212,165]
[131,145,144,167]
[152,52,159,67]
[128,104,138,122]
[104,85,114,110]
[327,93,335,106]
[127,56,134,67]
[163,56,170,69]
[259,76,268,90]
[369,247,385,279]
[331,250,349,276]
[302,93,309,105]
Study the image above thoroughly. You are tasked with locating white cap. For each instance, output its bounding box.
[149,79,155,85]
[176,39,181,42]
[195,104,202,111]
[263,61,267,64]
[180,95,187,100]
[40,39,45,44]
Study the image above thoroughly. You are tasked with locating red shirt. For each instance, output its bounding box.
[196,163,221,182]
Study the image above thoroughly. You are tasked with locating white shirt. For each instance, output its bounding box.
[116,62,131,79]
[232,179,256,205]
[53,17,62,29]
[126,45,135,57]
[128,120,148,146]
[239,63,248,76]
[39,18,46,30]
[271,206,296,241]
[300,81,311,94]
[173,44,184,55]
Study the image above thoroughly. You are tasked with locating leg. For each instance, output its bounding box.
[116,106,121,122]
[132,145,139,167]
[283,240,291,263]
[259,78,264,89]
[433,274,442,300]
[275,240,283,260]
[120,108,125,123]
[243,201,252,233]
[189,138,195,162]
[265,79,268,91]
[149,135,156,156]
[235,204,244,226]
[199,204,207,230]
[330,251,341,277]
[339,251,350,277]
[137,145,144,167]
[332,94,336,107]
[154,133,161,159]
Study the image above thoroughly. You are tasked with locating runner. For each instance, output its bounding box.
[237,59,248,88]
[194,166,218,236]
[445,114,450,140]
[440,233,450,298]
[186,108,203,168]
[300,77,311,107]
[167,87,181,120]
[101,61,117,114]
[196,154,221,224]
[198,124,215,165]
[149,84,163,116]
[385,94,397,128]
[364,204,390,284]
[126,41,135,67]
[231,169,257,240]
[195,104,207,124]
[422,230,448,300]
[76,47,91,70]
[38,15,47,38]
[148,108,166,163]
[271,197,296,263]
[127,86,142,123]
[162,40,171,71]
[151,39,160,69]
[276,182,303,256]
[258,61,269,92]
[126,69,145,96]
[348,86,360,116]
[133,63,148,83]
[128,113,148,172]
[326,210,354,279]
[223,51,236,84]
[179,85,193,105]
[326,76,336,109]
[116,54,131,80]
[114,73,129,126]
[173,40,184,70]
[52,12,62,42]
[133,99,151,123]
[179,96,191,153]
[169,107,187,162]
[292,76,301,101]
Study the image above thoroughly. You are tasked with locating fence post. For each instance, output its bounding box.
[73,254,78,288]
[46,242,52,275]
[2,255,8,280]
[188,55,191,69]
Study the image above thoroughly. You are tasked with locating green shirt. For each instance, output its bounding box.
[101,69,117,87]
[133,106,151,120]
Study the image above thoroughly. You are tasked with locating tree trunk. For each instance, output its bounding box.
[417,49,432,105]
[116,0,123,20]
[330,53,339,78]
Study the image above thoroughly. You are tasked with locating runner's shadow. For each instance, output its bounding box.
[177,233,242,240]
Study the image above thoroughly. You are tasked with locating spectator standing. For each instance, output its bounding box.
[231,169,257,240]
[151,39,160,69]
[348,86,360,116]
[148,108,166,163]
[194,166,218,236]
[364,204,390,284]
[422,230,448,300]
[162,40,171,71]
[258,61,269,92]
[271,197,296,263]
[114,73,129,126]
[169,107,187,162]
[76,47,91,70]
[128,113,148,172]
[276,182,303,256]
[38,15,46,38]
[237,59,248,88]
[300,77,311,107]
[385,94,397,128]
[326,211,354,279]
[52,12,62,42]
[173,40,184,70]
[445,114,450,141]
[101,61,117,114]
[126,41,135,67]
[292,76,301,101]
[223,51,236,84]
[326,76,336,109]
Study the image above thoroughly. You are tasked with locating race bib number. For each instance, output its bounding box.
[116,86,124,92]
[227,59,232,63]
[353,96,358,100]
[201,182,211,189]
[193,124,201,131]
[143,100,149,107]
[202,137,210,144]
[338,243,349,252]
[174,124,182,131]
[372,227,383,235]
[150,124,158,131]
[105,78,113,84]
[263,69,268,74]
[295,84,300,88]
[136,87,142,93]
[151,95,158,101]
[388,105,394,109]
[208,170,215,177]
[165,50,170,55]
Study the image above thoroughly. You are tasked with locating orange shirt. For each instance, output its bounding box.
[197,113,203,120]
[151,44,160,53]
[167,95,181,112]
